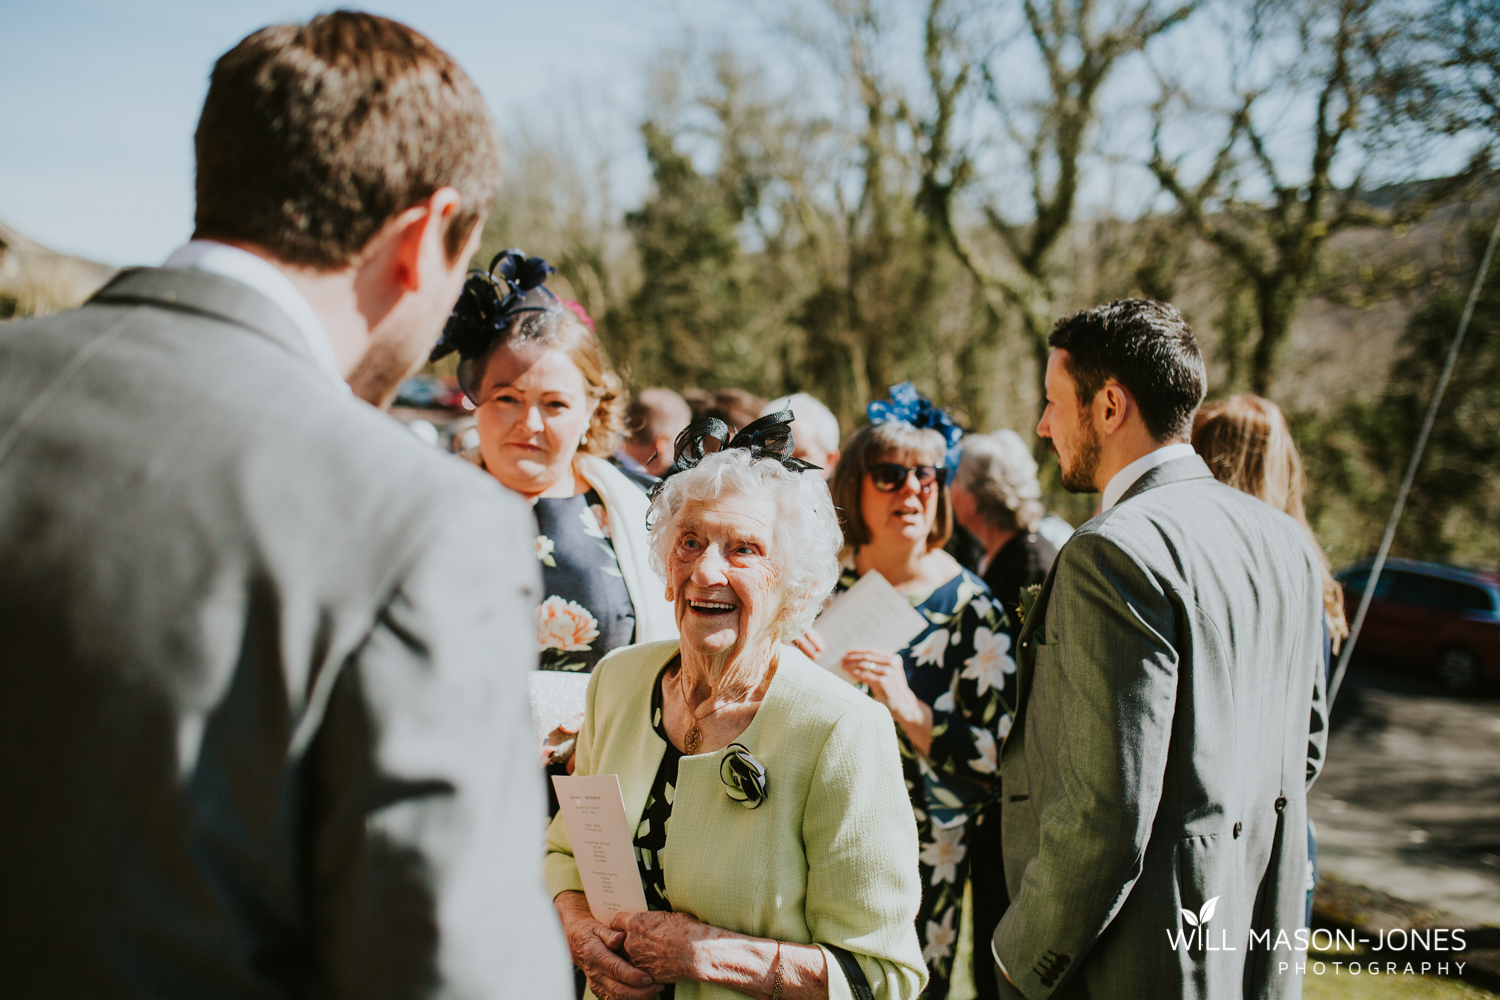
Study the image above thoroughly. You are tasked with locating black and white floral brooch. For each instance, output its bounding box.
[720,743,768,809]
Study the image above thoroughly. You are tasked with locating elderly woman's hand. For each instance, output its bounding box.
[610,910,729,983]
[556,892,662,1000]
[613,911,833,999]
[843,648,933,754]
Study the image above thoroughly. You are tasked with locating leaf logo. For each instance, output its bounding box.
[1180,896,1220,927]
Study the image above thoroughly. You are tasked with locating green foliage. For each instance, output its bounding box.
[610,122,757,390]
[1298,213,1500,568]
[576,44,1003,437]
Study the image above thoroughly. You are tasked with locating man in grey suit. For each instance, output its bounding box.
[0,13,570,998]
[991,300,1328,999]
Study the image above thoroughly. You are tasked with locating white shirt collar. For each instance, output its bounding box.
[163,240,349,394]
[1099,442,1197,513]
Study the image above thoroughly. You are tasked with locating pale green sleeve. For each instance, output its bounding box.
[803,706,928,1000]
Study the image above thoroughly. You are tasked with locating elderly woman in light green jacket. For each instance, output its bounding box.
[545,413,926,1000]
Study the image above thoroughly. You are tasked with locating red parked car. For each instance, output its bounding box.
[1337,558,1500,694]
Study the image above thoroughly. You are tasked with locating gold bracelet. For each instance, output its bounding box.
[772,940,784,1000]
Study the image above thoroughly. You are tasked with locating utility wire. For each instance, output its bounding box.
[1328,205,1500,708]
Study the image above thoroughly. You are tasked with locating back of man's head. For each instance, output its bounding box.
[193,12,501,269]
[1047,299,1206,441]
[626,388,692,447]
[763,393,840,454]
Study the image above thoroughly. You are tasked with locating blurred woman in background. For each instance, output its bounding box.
[949,430,1057,640]
[802,384,1013,1000]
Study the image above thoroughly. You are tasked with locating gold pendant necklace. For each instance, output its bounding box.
[680,673,724,756]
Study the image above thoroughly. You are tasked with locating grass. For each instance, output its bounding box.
[1301,938,1496,1000]
[1305,970,1496,999]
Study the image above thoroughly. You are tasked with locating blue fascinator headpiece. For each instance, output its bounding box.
[430,249,561,400]
[866,382,964,483]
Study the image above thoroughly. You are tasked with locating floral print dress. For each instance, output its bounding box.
[533,488,637,673]
[832,565,1015,999]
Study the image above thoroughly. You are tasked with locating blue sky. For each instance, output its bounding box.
[1,0,742,265]
[5,1,1466,267]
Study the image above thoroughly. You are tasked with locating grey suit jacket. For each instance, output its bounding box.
[993,456,1328,1000]
[0,268,571,999]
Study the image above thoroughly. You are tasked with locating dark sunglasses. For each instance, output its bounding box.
[867,462,941,493]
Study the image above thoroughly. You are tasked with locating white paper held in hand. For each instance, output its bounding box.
[551,773,649,922]
[810,570,928,682]
[527,670,590,740]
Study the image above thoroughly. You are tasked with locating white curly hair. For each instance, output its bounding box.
[647,448,842,641]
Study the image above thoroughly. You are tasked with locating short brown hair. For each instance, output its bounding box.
[829,421,953,553]
[1048,299,1206,441]
[193,12,501,268]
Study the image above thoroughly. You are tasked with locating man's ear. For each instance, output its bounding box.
[1097,381,1133,436]
[654,434,676,464]
[391,187,465,292]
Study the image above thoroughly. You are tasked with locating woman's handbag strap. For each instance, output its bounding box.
[825,945,875,1000]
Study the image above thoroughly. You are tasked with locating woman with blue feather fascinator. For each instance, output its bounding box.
[798,381,1015,999]
[434,249,676,807]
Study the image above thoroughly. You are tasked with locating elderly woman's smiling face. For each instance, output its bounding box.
[666,490,784,663]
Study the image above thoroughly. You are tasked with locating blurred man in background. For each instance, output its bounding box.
[0,13,569,999]
[685,387,766,430]
[613,386,692,487]
[762,391,841,478]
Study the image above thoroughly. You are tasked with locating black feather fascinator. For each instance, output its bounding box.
[647,408,819,500]
[429,249,560,401]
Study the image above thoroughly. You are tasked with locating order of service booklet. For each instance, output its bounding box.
[551,773,649,923]
[811,569,929,682]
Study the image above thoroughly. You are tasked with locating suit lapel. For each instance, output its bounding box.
[1003,455,1214,753]
[1008,552,1061,733]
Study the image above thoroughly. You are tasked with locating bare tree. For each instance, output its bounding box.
[919,0,1199,413]
[1391,0,1500,144]
[1149,0,1478,395]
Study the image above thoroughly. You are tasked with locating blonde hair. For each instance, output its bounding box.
[828,421,953,554]
[1193,395,1348,649]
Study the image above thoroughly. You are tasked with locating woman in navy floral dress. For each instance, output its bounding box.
[435,254,677,836]
[434,251,676,677]
[801,388,1016,999]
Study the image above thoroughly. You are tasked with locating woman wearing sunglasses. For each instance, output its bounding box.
[798,384,1015,1000]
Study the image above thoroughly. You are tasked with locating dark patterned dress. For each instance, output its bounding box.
[533,488,637,673]
[537,489,640,823]
[832,565,1015,999]
[632,658,682,1000]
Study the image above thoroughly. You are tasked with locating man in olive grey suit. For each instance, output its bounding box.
[0,14,569,998]
[991,301,1328,999]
